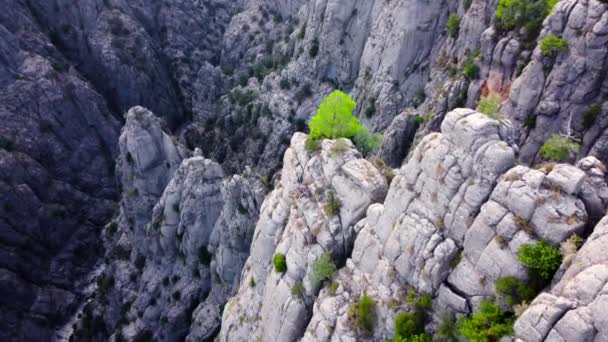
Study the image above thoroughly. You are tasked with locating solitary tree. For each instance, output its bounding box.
[309,90,362,139]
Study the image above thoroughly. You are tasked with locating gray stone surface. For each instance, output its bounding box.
[514,216,608,342]
[219,133,388,342]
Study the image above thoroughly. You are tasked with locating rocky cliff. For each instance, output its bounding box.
[1,0,608,340]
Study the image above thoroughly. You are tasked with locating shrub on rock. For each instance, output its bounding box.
[273,253,287,273]
[310,253,336,287]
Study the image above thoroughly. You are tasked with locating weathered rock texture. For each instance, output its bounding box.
[69,107,265,341]
[300,109,608,341]
[219,132,388,342]
[515,214,608,342]
[2,0,608,340]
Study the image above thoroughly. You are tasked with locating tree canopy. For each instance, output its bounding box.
[309,90,362,139]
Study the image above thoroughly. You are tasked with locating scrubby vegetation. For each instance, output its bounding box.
[387,290,433,341]
[308,90,381,156]
[354,294,376,333]
[323,191,342,216]
[540,134,580,161]
[457,299,514,341]
[539,34,568,56]
[310,252,337,287]
[517,240,562,280]
[291,281,304,299]
[495,276,535,308]
[494,0,558,43]
[462,56,480,80]
[273,253,287,273]
[476,93,502,119]
[447,13,461,38]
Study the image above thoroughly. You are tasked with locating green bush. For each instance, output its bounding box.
[457,299,514,342]
[437,313,458,341]
[323,191,342,216]
[494,0,557,42]
[447,13,461,38]
[476,93,502,119]
[517,240,562,280]
[352,129,382,156]
[291,281,304,298]
[539,34,568,56]
[310,253,337,287]
[387,311,432,342]
[355,294,376,333]
[495,276,536,307]
[394,312,422,338]
[462,56,480,80]
[273,253,287,273]
[309,90,360,139]
[539,134,580,161]
[305,135,320,153]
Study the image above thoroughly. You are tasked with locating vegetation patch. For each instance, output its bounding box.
[308,89,381,155]
[517,240,562,280]
[323,191,342,216]
[494,0,558,43]
[539,34,568,56]
[273,253,287,273]
[539,134,579,161]
[447,13,461,38]
[476,93,502,119]
[310,252,337,287]
[353,294,376,333]
[457,299,514,341]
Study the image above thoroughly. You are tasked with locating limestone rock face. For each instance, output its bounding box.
[117,106,187,229]
[514,215,608,342]
[446,164,588,312]
[299,109,608,341]
[301,108,516,340]
[70,107,265,342]
[503,0,608,165]
[219,132,388,342]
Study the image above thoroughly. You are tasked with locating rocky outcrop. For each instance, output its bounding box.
[446,164,589,311]
[503,0,608,165]
[301,108,516,340]
[219,133,388,342]
[70,107,265,341]
[299,108,608,341]
[514,214,608,342]
[2,0,608,340]
[0,2,120,340]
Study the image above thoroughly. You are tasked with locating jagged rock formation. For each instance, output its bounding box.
[2,0,608,340]
[515,214,608,342]
[220,133,388,341]
[298,109,608,341]
[70,107,265,341]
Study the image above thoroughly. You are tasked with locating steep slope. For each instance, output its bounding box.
[0,2,120,340]
[158,106,608,341]
[2,0,607,340]
[70,107,265,341]
[220,133,388,341]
